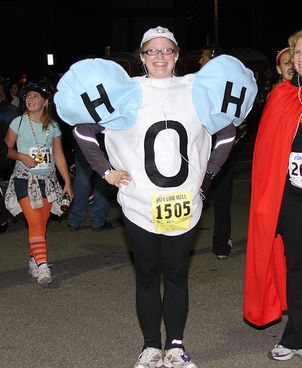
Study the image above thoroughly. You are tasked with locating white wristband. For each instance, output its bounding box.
[102,168,112,179]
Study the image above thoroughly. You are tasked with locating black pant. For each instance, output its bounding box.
[278,185,302,349]
[211,153,233,255]
[123,216,197,350]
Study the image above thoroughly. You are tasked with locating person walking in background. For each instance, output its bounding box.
[198,48,213,68]
[275,47,294,84]
[257,65,277,106]
[8,80,21,109]
[197,46,222,69]
[0,81,20,181]
[68,139,114,231]
[54,25,257,368]
[0,135,9,233]
[244,29,302,361]
[0,82,20,129]
[0,82,21,233]
[199,47,236,260]
[4,83,73,286]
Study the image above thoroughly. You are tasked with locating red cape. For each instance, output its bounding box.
[243,80,302,327]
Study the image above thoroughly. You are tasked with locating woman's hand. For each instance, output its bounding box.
[63,182,74,201]
[21,153,39,169]
[104,170,131,188]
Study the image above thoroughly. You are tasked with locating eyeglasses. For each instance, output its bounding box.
[142,48,175,56]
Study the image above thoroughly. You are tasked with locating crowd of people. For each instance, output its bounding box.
[0,25,301,367]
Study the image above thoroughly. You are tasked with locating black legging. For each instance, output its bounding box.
[212,151,233,255]
[123,216,197,350]
[277,184,302,349]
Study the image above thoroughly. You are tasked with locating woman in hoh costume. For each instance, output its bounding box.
[54,26,257,368]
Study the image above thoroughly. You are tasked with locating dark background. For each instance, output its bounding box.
[1,0,301,79]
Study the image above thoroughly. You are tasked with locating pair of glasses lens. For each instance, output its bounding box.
[143,48,175,56]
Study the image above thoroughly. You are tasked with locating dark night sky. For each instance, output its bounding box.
[1,0,301,79]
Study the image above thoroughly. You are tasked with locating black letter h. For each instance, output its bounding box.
[221,81,247,118]
[81,84,114,123]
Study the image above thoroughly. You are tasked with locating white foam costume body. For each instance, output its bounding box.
[54,56,257,235]
[105,75,211,234]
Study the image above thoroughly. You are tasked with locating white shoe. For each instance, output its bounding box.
[28,258,38,278]
[216,254,228,260]
[268,344,302,361]
[37,263,52,286]
[134,347,164,368]
[164,348,197,368]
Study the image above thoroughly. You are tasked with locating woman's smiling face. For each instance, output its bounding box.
[142,37,178,79]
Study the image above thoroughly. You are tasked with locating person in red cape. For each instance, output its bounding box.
[244,29,302,361]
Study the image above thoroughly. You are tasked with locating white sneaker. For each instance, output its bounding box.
[134,347,164,368]
[268,344,302,361]
[28,258,38,278]
[37,263,52,286]
[216,254,228,260]
[164,348,197,368]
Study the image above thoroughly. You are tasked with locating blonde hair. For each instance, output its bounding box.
[40,102,53,131]
[288,30,302,58]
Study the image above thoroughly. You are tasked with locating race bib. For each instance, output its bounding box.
[289,152,302,189]
[152,191,192,232]
[29,147,52,170]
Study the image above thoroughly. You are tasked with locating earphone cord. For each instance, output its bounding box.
[142,63,148,77]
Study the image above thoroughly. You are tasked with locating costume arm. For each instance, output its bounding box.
[73,124,111,178]
[73,124,131,188]
[206,124,236,174]
[200,124,236,195]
